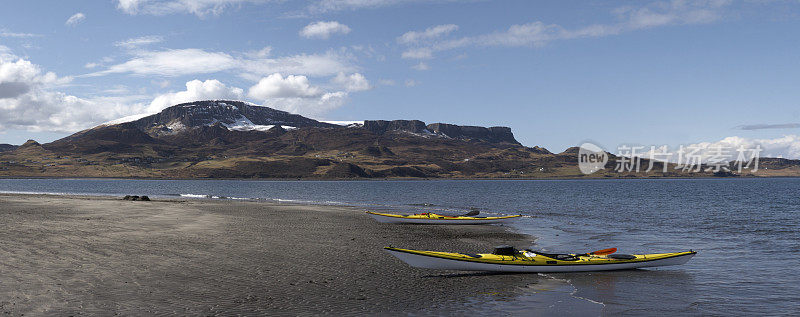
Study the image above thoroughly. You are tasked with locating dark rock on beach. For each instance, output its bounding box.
[123,195,150,201]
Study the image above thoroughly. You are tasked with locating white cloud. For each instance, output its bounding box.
[0,82,31,99]
[115,35,164,49]
[737,123,800,131]
[616,0,727,29]
[261,91,348,117]
[84,56,115,70]
[399,22,567,59]
[147,79,244,113]
[378,79,396,86]
[247,73,349,117]
[473,22,560,47]
[66,13,86,26]
[1,92,127,132]
[309,0,403,12]
[0,29,40,38]
[117,0,142,13]
[677,135,800,161]
[397,24,458,44]
[398,25,458,60]
[152,79,171,88]
[116,0,275,17]
[0,53,65,97]
[89,48,356,78]
[300,21,351,39]
[88,49,237,77]
[411,62,429,71]
[401,48,433,59]
[102,85,132,95]
[307,0,467,14]
[631,135,800,165]
[247,73,322,99]
[404,79,419,87]
[245,46,272,58]
[238,51,357,78]
[399,0,730,59]
[332,72,370,91]
[0,47,146,132]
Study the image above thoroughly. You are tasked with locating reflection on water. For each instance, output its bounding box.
[415,273,603,316]
[557,269,696,315]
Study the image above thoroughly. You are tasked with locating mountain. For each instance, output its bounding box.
[126,100,338,136]
[1,100,799,179]
[0,144,17,152]
[0,100,532,178]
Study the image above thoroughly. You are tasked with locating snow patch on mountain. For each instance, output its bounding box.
[223,115,294,131]
[166,120,187,132]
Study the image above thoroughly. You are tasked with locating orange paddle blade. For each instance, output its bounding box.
[590,248,617,255]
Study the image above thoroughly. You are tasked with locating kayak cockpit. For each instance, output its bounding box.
[526,250,581,261]
[494,245,583,261]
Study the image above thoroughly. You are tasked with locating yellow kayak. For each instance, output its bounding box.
[366,211,522,224]
[385,246,696,272]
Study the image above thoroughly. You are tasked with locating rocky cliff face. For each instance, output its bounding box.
[363,120,428,134]
[363,120,520,144]
[426,123,518,144]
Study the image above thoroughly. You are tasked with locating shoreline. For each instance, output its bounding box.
[1,175,794,182]
[0,193,544,315]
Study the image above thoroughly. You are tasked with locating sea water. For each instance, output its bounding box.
[1,178,798,315]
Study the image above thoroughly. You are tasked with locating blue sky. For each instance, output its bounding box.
[1,0,800,157]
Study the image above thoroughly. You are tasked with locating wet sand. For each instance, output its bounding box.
[0,194,538,315]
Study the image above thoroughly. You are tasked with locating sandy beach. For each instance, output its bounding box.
[0,193,537,315]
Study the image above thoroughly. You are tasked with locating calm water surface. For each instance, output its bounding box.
[1,178,798,316]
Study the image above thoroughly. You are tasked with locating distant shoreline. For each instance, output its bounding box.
[1,175,797,181]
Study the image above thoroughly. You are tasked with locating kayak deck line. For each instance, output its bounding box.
[385,247,696,266]
[366,211,522,224]
[384,247,697,272]
[366,211,522,219]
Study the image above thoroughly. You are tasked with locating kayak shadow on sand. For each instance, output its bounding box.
[420,271,538,278]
